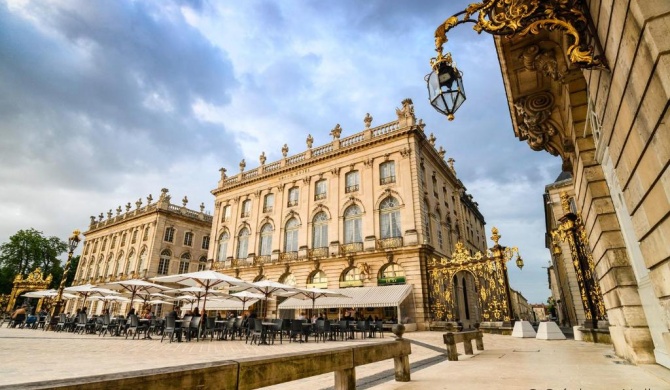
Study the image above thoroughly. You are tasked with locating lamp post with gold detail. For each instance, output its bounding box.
[426,0,606,120]
[50,230,81,320]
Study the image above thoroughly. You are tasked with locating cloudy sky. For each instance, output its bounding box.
[1,0,561,303]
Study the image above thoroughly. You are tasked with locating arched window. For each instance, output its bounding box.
[179,253,191,273]
[125,249,136,275]
[379,196,401,239]
[217,231,229,261]
[253,274,266,282]
[340,266,362,287]
[158,250,171,275]
[280,272,296,286]
[343,205,362,244]
[114,252,124,276]
[284,218,299,252]
[138,248,147,274]
[312,212,328,249]
[379,263,406,285]
[259,223,273,256]
[143,227,150,241]
[198,256,208,271]
[307,270,328,288]
[237,228,250,259]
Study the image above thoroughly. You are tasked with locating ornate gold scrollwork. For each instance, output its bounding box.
[434,0,605,69]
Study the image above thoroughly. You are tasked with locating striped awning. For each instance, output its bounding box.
[278,284,413,310]
[198,298,258,311]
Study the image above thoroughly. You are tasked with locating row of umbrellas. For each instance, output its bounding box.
[22,270,349,316]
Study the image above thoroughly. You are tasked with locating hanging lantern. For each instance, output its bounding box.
[426,52,466,120]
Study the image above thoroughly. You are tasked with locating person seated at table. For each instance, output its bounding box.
[317,312,326,321]
[297,312,307,321]
[10,305,27,328]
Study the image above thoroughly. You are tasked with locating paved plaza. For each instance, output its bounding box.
[0,326,668,389]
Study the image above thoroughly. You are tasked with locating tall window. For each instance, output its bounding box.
[284,218,299,252]
[343,267,361,282]
[237,228,250,259]
[202,235,210,250]
[287,187,299,207]
[198,256,207,271]
[380,196,402,238]
[184,232,194,246]
[158,250,171,275]
[111,236,117,249]
[314,180,327,200]
[115,252,124,275]
[179,253,190,273]
[221,205,231,222]
[309,270,328,287]
[93,241,98,253]
[121,233,127,246]
[263,194,274,213]
[125,250,136,275]
[105,256,113,277]
[343,205,362,244]
[131,229,138,244]
[164,227,175,242]
[138,249,147,274]
[312,212,328,248]
[380,161,396,184]
[101,239,107,251]
[143,227,150,241]
[345,171,359,193]
[259,223,273,256]
[423,200,431,243]
[241,200,251,218]
[380,263,406,284]
[217,232,229,261]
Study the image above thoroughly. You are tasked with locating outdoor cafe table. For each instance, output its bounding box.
[260,322,276,345]
[139,318,152,339]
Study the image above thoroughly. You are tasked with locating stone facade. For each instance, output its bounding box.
[493,0,670,367]
[209,100,487,329]
[510,288,533,322]
[69,189,212,315]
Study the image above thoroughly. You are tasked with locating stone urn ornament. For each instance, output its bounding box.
[391,323,406,339]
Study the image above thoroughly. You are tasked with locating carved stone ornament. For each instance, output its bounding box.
[428,133,436,146]
[395,98,415,122]
[116,206,122,216]
[438,146,446,159]
[330,124,342,139]
[219,167,227,180]
[364,113,373,129]
[520,44,565,82]
[282,144,289,157]
[126,203,131,212]
[147,194,153,205]
[182,196,188,207]
[239,159,246,172]
[514,92,561,155]
[306,134,313,149]
[107,210,113,219]
[259,151,266,165]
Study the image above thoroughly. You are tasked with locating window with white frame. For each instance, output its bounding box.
[121,233,127,246]
[202,235,210,250]
[237,228,250,259]
[241,200,251,218]
[158,250,171,275]
[221,205,231,222]
[343,205,363,244]
[287,187,299,207]
[217,231,229,261]
[198,256,207,271]
[164,227,174,243]
[312,212,328,248]
[125,250,136,275]
[379,196,402,238]
[179,253,190,273]
[111,236,117,249]
[345,171,359,193]
[259,223,273,256]
[380,161,396,184]
[314,179,327,200]
[263,194,274,213]
[284,218,299,252]
[132,229,138,244]
[184,231,194,246]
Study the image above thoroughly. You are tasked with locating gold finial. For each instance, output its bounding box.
[490,227,500,246]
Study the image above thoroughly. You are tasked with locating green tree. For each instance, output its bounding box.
[0,228,68,294]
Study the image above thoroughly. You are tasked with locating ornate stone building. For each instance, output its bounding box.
[69,189,212,315]
[486,0,669,366]
[209,100,488,329]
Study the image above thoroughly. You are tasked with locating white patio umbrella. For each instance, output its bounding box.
[151,270,249,315]
[173,286,230,306]
[288,287,350,316]
[147,299,171,305]
[240,280,302,318]
[23,289,78,300]
[97,279,169,307]
[171,294,199,311]
[228,291,268,312]
[64,284,120,310]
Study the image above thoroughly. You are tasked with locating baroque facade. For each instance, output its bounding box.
[69,189,212,315]
[489,0,669,366]
[209,100,488,329]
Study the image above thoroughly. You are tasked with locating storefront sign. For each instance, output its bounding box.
[378,276,406,285]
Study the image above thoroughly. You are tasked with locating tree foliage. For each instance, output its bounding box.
[0,228,68,294]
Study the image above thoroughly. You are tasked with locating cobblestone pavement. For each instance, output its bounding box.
[1,327,669,389]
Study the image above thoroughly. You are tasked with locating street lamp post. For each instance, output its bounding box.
[426,0,605,119]
[50,230,81,321]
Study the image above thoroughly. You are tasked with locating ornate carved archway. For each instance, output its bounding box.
[5,268,52,313]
